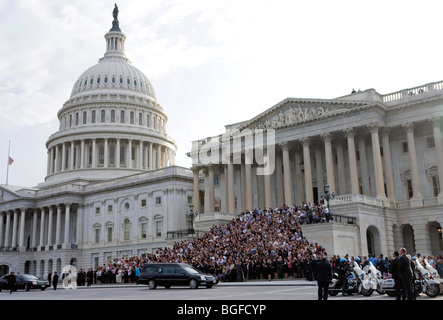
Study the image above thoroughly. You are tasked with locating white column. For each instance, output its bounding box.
[336,138,346,194]
[300,137,313,203]
[64,203,71,247]
[11,210,18,248]
[47,206,54,247]
[368,122,386,200]
[70,141,75,170]
[39,208,46,248]
[55,205,62,247]
[227,163,235,213]
[208,165,215,212]
[54,145,59,173]
[403,122,422,205]
[31,209,38,248]
[344,128,359,194]
[49,147,54,174]
[192,167,201,214]
[157,144,161,169]
[149,143,153,170]
[358,135,370,196]
[80,139,85,169]
[116,138,121,168]
[139,141,144,169]
[4,211,11,248]
[264,166,272,209]
[61,143,66,171]
[19,208,26,250]
[76,205,83,245]
[321,133,336,194]
[92,139,97,168]
[0,212,4,248]
[382,128,395,201]
[315,144,324,197]
[280,142,293,206]
[104,138,109,168]
[244,151,253,210]
[429,117,443,202]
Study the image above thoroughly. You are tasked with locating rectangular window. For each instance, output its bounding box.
[427,136,435,149]
[141,223,147,239]
[107,205,113,213]
[406,179,413,199]
[402,142,409,153]
[156,220,162,237]
[95,229,100,243]
[141,199,147,207]
[155,197,162,206]
[107,227,113,242]
[95,207,100,215]
[432,176,440,197]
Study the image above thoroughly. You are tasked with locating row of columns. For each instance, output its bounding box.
[192,118,443,213]
[0,204,80,251]
[47,138,175,176]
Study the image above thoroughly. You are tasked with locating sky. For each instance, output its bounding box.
[1,0,443,187]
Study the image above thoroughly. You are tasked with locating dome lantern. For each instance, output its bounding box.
[103,4,127,62]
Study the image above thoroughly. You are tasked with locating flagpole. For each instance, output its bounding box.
[6,140,10,185]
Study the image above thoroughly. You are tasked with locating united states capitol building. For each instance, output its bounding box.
[1,7,443,277]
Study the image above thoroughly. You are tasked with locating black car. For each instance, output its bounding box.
[138,263,218,289]
[0,274,49,292]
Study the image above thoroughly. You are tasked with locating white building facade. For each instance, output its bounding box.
[190,84,443,258]
[0,11,194,277]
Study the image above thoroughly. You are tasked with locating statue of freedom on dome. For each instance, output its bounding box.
[110,3,121,32]
[113,4,119,20]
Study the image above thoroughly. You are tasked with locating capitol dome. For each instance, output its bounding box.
[44,7,177,186]
[70,48,157,101]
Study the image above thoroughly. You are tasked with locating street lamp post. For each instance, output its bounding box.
[321,183,335,222]
[186,205,195,236]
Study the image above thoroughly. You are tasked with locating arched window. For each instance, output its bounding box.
[83,111,87,125]
[138,113,142,126]
[124,219,130,241]
[130,111,134,124]
[146,114,150,128]
[101,110,106,123]
[111,110,115,123]
[120,110,125,123]
[92,110,96,124]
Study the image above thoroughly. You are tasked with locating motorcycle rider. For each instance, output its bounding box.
[354,257,362,268]
[338,258,351,296]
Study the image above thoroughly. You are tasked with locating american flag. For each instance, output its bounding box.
[8,156,14,165]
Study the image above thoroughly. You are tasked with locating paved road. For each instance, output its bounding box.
[1,280,442,301]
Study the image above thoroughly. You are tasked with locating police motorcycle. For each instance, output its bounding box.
[328,259,373,296]
[414,258,441,298]
[424,258,443,295]
[362,261,392,296]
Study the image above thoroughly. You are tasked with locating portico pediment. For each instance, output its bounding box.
[0,186,24,203]
[240,98,370,130]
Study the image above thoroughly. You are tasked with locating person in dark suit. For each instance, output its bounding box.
[314,253,332,300]
[6,272,16,294]
[52,271,59,290]
[399,248,414,300]
[389,251,402,300]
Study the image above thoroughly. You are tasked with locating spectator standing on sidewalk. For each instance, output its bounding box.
[314,254,332,300]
